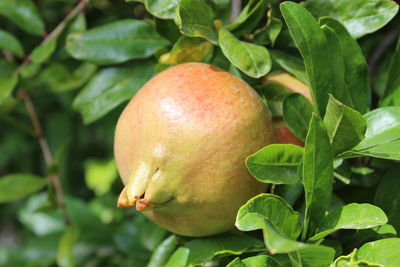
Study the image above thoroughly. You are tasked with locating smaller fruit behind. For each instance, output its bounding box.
[114,63,274,237]
[263,71,312,146]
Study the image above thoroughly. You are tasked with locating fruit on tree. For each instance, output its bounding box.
[114,63,274,237]
[263,71,311,146]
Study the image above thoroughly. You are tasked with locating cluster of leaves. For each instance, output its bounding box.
[0,0,399,266]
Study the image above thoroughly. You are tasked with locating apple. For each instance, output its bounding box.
[114,63,274,236]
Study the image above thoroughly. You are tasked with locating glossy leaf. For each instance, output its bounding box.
[73,61,156,124]
[310,203,388,241]
[375,167,400,232]
[320,17,370,114]
[357,238,400,267]
[148,235,179,267]
[0,174,47,203]
[57,226,79,267]
[175,0,217,43]
[30,38,58,64]
[236,194,302,239]
[342,107,400,160]
[227,0,267,36]
[304,0,399,38]
[280,2,333,116]
[66,19,169,64]
[0,30,24,57]
[283,93,313,141]
[0,0,44,35]
[380,37,400,107]
[302,113,333,238]
[246,144,303,184]
[166,234,263,267]
[159,36,213,65]
[84,158,118,196]
[227,255,281,267]
[219,28,271,78]
[323,95,367,155]
[145,0,179,19]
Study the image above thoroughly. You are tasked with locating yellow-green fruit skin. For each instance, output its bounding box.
[114,63,274,237]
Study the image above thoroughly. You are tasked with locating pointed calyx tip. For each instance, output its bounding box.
[117,186,135,208]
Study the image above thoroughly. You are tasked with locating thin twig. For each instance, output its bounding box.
[18,89,71,225]
[12,0,90,76]
[231,0,241,23]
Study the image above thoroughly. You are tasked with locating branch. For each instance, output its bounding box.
[13,0,90,76]
[18,89,71,226]
[231,0,241,23]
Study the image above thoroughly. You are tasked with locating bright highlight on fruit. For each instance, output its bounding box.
[114,63,274,236]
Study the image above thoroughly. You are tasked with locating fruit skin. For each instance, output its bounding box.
[263,71,311,146]
[114,62,274,237]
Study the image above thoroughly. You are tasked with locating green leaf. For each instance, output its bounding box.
[357,238,400,267]
[302,113,333,238]
[0,174,47,203]
[57,225,79,267]
[73,61,156,124]
[145,0,179,19]
[320,25,347,108]
[303,0,399,38]
[333,249,382,267]
[254,16,283,47]
[66,19,169,65]
[35,62,97,93]
[344,224,397,250]
[227,255,281,267]
[310,203,388,241]
[20,62,41,79]
[159,36,213,65]
[0,0,44,35]
[30,38,58,64]
[219,28,271,78]
[236,193,302,239]
[283,93,313,141]
[280,2,333,116]
[148,235,179,267]
[0,60,18,105]
[319,17,370,114]
[18,193,65,236]
[323,95,367,155]
[342,107,400,160]
[269,49,308,84]
[166,234,263,267]
[155,18,181,43]
[84,158,118,196]
[227,0,267,37]
[262,219,335,263]
[136,216,167,251]
[245,144,303,184]
[380,37,400,107]
[287,246,336,267]
[175,0,218,43]
[374,167,400,233]
[0,30,24,57]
